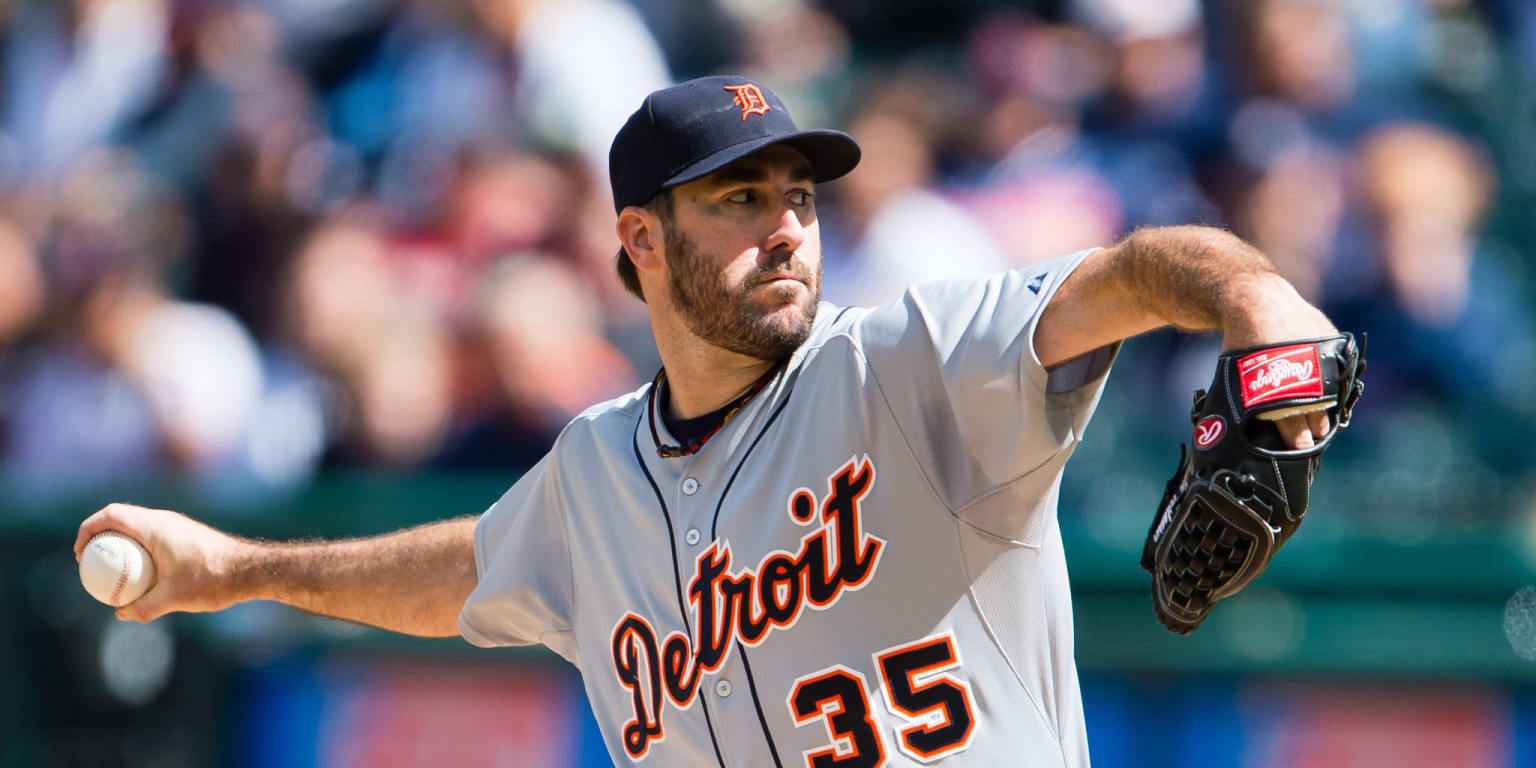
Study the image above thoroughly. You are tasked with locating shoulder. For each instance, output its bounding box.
[861,250,1102,328]
[819,271,1026,346]
[787,301,881,367]
[804,253,1103,375]
[806,301,866,342]
[545,382,651,459]
[568,383,650,424]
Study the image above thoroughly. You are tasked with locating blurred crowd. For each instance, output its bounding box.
[1,0,1535,514]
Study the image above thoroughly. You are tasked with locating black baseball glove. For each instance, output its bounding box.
[1141,334,1366,635]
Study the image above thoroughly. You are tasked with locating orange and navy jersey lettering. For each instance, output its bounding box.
[608,456,885,760]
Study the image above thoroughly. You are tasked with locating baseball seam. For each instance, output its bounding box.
[111,547,131,606]
[91,533,134,606]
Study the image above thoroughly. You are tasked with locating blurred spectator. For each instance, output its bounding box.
[1243,0,1356,113]
[2,150,267,499]
[327,0,511,161]
[1,0,173,177]
[556,156,663,374]
[1075,0,1209,129]
[967,12,1106,167]
[284,218,399,375]
[1486,0,1536,76]
[0,215,44,346]
[1329,122,1536,468]
[451,153,575,267]
[967,167,1124,268]
[474,0,671,176]
[818,0,992,51]
[1358,123,1491,329]
[439,254,635,469]
[0,0,1526,520]
[1223,0,1440,171]
[630,0,740,79]
[730,0,854,131]
[1218,0,1354,181]
[0,214,44,462]
[281,215,457,470]
[961,13,1127,265]
[823,77,1009,307]
[342,312,454,468]
[1236,145,1348,302]
[1073,0,1226,227]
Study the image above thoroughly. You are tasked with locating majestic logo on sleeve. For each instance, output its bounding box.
[724,83,771,120]
[609,456,886,761]
[1238,343,1323,407]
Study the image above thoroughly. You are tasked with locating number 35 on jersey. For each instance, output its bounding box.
[790,632,977,766]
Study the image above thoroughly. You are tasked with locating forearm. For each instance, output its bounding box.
[233,517,478,637]
[1111,226,1334,348]
[1034,226,1344,448]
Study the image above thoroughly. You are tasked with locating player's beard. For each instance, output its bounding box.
[666,228,820,361]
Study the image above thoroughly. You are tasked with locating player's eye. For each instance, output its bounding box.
[725,190,756,204]
[789,189,813,206]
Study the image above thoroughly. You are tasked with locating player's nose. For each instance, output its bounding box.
[763,206,806,255]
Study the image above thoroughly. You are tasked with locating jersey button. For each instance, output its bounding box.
[682,477,699,495]
[685,528,702,545]
[715,680,732,698]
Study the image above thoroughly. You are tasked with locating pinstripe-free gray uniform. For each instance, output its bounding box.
[460,247,1118,767]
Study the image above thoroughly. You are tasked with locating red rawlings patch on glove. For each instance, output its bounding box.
[1238,343,1323,407]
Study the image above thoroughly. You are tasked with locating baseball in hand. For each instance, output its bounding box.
[80,531,157,607]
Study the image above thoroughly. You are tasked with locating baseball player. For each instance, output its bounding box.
[75,77,1344,767]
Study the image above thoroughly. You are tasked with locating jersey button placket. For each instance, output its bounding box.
[682,477,700,495]
[715,679,732,698]
[685,528,701,545]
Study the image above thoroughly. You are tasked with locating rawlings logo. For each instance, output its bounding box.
[723,83,771,121]
[1238,344,1323,408]
[610,456,884,761]
[1194,415,1226,449]
[1250,360,1314,393]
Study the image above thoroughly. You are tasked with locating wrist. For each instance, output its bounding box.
[1218,273,1335,351]
[218,537,270,607]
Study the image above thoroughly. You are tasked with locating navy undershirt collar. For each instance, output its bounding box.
[649,360,784,458]
[662,395,741,446]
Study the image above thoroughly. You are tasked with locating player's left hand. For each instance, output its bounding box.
[1142,332,1367,634]
[1272,408,1330,450]
[1217,277,1339,450]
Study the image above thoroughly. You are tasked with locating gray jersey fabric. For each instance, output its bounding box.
[461,247,1118,767]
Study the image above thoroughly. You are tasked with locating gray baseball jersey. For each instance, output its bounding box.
[460,247,1119,767]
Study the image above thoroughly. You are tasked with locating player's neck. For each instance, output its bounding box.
[651,316,780,420]
[663,350,778,420]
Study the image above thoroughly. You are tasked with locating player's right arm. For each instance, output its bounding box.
[73,503,477,637]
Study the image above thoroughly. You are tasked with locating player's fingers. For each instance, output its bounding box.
[74,503,135,561]
[114,604,163,623]
[75,502,169,563]
[114,586,169,623]
[1275,414,1314,449]
[1307,409,1330,440]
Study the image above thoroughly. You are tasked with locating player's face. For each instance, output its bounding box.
[663,145,822,361]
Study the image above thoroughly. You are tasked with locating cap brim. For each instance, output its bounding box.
[662,129,861,191]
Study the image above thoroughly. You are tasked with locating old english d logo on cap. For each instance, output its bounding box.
[724,84,771,121]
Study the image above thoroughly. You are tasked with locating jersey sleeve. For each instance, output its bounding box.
[854,247,1118,515]
[458,452,576,657]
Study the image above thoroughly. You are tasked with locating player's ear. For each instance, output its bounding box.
[617,206,664,273]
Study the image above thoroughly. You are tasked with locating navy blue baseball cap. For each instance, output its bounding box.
[609,76,861,213]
